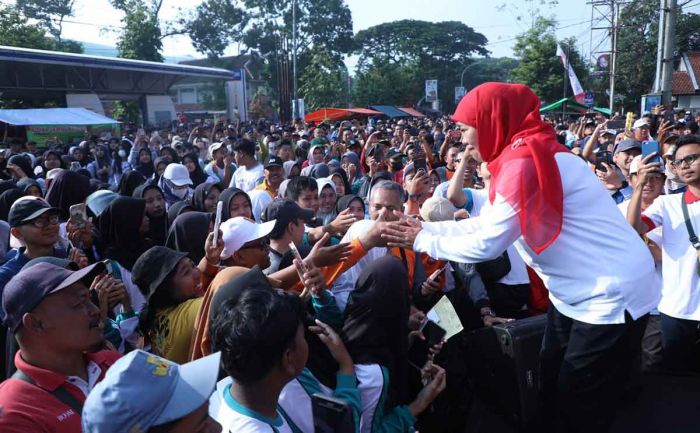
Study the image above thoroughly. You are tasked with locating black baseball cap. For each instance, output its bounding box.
[8,197,63,228]
[613,139,642,155]
[265,156,283,169]
[261,199,314,239]
[3,261,105,332]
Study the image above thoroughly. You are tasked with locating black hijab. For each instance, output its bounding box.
[8,155,35,179]
[44,170,91,216]
[0,180,16,196]
[133,183,168,246]
[116,171,146,197]
[0,189,25,221]
[335,194,363,215]
[217,187,252,221]
[152,157,169,183]
[165,211,211,264]
[15,178,41,195]
[41,150,66,172]
[97,196,151,271]
[329,167,351,196]
[134,148,155,179]
[191,182,220,213]
[167,200,193,227]
[183,153,208,187]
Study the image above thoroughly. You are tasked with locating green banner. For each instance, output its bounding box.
[26,124,121,147]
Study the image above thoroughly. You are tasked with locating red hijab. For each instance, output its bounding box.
[451,82,569,254]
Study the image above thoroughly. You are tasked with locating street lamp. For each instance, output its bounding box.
[460,60,487,88]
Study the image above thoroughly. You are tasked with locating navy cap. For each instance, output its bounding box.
[82,350,220,433]
[613,139,642,155]
[8,197,63,228]
[265,156,283,169]
[262,199,314,239]
[3,261,105,332]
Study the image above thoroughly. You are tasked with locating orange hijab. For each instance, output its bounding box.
[452,82,569,254]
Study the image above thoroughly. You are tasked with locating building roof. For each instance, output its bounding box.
[0,45,236,79]
[673,52,700,95]
[0,108,118,126]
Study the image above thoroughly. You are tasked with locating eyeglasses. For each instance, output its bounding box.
[240,237,269,251]
[28,214,59,228]
[670,153,700,169]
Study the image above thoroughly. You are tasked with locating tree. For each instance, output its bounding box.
[0,4,82,53]
[15,0,75,45]
[509,18,588,104]
[110,0,164,61]
[181,0,248,58]
[353,20,489,111]
[298,49,349,111]
[353,58,421,107]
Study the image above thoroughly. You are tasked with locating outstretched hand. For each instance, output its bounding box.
[380,210,423,249]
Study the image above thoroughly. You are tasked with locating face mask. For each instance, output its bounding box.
[118,149,127,158]
[172,187,189,199]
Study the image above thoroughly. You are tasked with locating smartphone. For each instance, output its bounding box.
[607,120,625,130]
[408,320,446,370]
[289,242,308,275]
[414,158,427,174]
[103,259,113,276]
[373,143,384,163]
[311,393,355,433]
[213,201,223,245]
[429,263,450,283]
[642,140,662,165]
[69,203,88,230]
[70,161,81,171]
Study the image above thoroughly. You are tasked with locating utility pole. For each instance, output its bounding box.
[661,0,677,105]
[292,0,298,119]
[654,0,667,93]
[608,0,620,113]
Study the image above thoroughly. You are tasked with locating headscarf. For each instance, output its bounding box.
[92,144,112,183]
[0,180,16,196]
[248,189,273,223]
[16,178,41,195]
[115,170,146,197]
[451,82,568,254]
[85,190,118,219]
[189,266,251,360]
[158,171,193,208]
[152,157,169,183]
[134,148,155,179]
[0,189,25,221]
[8,155,34,179]
[341,151,360,170]
[44,169,91,216]
[41,150,66,173]
[335,194,363,216]
[328,167,351,196]
[191,182,220,213]
[165,211,211,264]
[283,160,297,178]
[182,153,208,187]
[97,196,151,271]
[315,178,337,226]
[304,162,330,179]
[133,184,168,246]
[167,200,193,227]
[217,187,252,221]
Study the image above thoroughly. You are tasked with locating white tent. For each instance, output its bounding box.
[0,108,118,126]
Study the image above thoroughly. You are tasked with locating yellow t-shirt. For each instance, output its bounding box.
[149,298,203,364]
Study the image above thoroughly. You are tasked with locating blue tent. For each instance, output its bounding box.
[369,105,409,118]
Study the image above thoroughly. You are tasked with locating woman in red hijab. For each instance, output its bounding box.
[382,83,658,433]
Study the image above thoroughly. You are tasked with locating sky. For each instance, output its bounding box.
[7,0,688,65]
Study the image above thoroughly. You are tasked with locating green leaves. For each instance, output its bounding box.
[110,0,164,62]
[298,48,349,111]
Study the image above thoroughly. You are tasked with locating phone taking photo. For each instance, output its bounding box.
[213,201,223,246]
[413,158,427,174]
[312,394,354,433]
[641,140,662,165]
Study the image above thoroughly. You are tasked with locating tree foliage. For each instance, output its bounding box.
[353,58,421,108]
[353,20,489,111]
[509,18,588,104]
[298,49,349,111]
[0,4,81,53]
[15,0,75,43]
[110,0,164,62]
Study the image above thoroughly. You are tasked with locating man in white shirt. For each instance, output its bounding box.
[230,138,264,192]
[381,83,657,433]
[628,134,700,373]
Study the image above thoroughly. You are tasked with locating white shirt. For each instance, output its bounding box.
[211,382,295,433]
[642,191,700,320]
[414,152,658,325]
[230,163,264,192]
[468,189,531,286]
[65,361,101,397]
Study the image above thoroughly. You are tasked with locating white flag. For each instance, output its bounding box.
[556,44,585,103]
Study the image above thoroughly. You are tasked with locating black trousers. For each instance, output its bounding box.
[485,282,531,319]
[539,305,648,433]
[659,313,700,373]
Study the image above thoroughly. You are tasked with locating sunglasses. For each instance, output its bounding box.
[240,237,270,251]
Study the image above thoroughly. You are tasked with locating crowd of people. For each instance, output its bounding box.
[0,82,697,433]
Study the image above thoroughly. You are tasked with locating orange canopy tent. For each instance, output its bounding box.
[304,108,382,123]
[399,107,425,118]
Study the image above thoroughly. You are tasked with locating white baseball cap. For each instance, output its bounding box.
[220,217,276,259]
[163,163,193,187]
[208,142,225,158]
[633,118,650,129]
[629,155,643,175]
